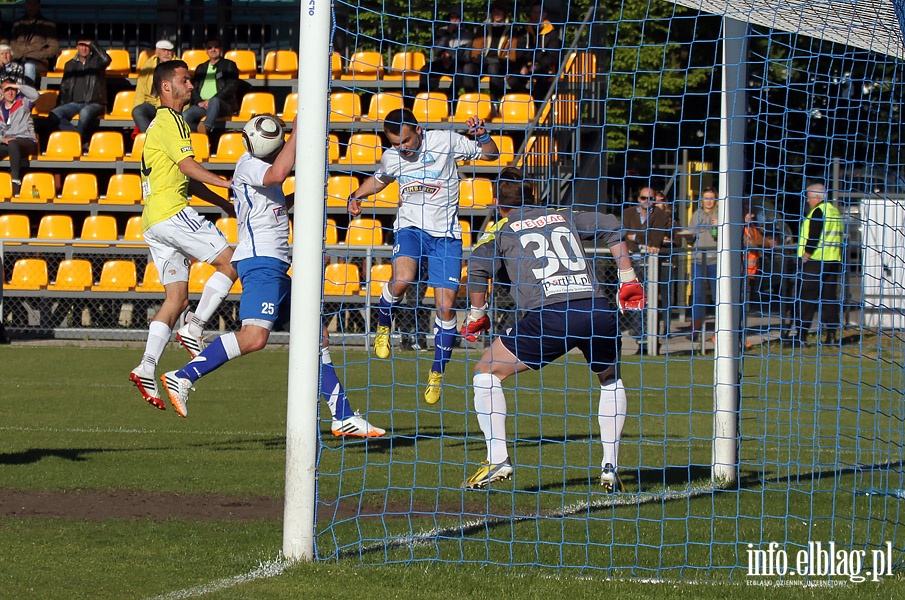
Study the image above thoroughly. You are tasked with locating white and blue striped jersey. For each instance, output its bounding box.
[375,129,484,239]
[230,152,291,265]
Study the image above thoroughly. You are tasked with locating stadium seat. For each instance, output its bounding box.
[282,176,295,196]
[188,261,217,294]
[215,217,238,244]
[331,51,343,79]
[135,49,155,71]
[337,133,382,165]
[31,89,59,118]
[326,175,359,208]
[328,134,340,163]
[180,49,208,74]
[0,213,29,245]
[412,92,449,123]
[346,217,384,247]
[74,214,118,247]
[562,51,597,83]
[47,48,77,78]
[359,180,398,208]
[135,262,164,293]
[34,214,73,246]
[329,92,362,123]
[104,90,135,120]
[323,262,361,296]
[190,181,228,206]
[190,132,211,161]
[459,220,472,248]
[105,49,132,76]
[521,135,557,168]
[84,131,125,161]
[259,50,298,80]
[325,218,339,245]
[552,93,579,125]
[343,51,384,80]
[496,93,535,125]
[209,132,245,163]
[225,49,257,77]
[124,133,145,162]
[472,134,515,167]
[230,277,242,295]
[92,260,138,292]
[281,93,298,121]
[363,262,393,297]
[384,51,426,81]
[13,172,55,203]
[57,172,99,204]
[37,130,82,163]
[0,172,13,201]
[232,92,276,121]
[288,221,292,245]
[117,215,146,248]
[452,93,493,122]
[47,259,93,291]
[365,92,405,123]
[459,178,494,209]
[102,173,143,205]
[7,258,48,290]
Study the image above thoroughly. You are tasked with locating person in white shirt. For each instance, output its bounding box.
[348,108,498,405]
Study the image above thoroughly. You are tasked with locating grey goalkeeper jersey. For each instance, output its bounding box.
[468,206,623,310]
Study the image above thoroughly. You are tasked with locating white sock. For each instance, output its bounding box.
[473,372,508,464]
[220,332,242,359]
[192,271,234,335]
[140,320,171,369]
[598,378,627,471]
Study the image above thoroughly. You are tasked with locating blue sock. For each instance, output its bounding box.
[377,295,393,328]
[321,348,354,420]
[431,319,457,374]
[177,337,231,383]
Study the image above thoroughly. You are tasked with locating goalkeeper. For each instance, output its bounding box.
[460,167,645,492]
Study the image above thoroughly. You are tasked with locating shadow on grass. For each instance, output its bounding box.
[0,447,120,464]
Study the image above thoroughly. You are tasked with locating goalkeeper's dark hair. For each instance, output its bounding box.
[383,108,419,136]
[153,59,188,97]
[496,167,535,207]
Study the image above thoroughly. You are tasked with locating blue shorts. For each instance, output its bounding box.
[499,297,620,373]
[237,257,291,326]
[393,227,463,290]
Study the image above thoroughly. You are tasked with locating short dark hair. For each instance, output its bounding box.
[205,37,223,49]
[383,108,419,136]
[153,59,188,97]
[496,167,534,207]
[701,186,718,197]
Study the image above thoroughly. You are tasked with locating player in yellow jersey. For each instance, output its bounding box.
[129,59,238,410]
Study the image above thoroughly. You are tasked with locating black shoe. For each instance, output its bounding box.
[0,324,10,345]
[399,335,414,351]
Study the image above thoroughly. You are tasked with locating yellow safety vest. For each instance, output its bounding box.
[798,201,843,262]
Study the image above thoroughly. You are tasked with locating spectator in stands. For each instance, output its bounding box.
[182,37,239,134]
[465,2,516,104]
[5,0,58,87]
[132,39,175,132]
[49,38,111,146]
[686,187,720,341]
[0,44,27,84]
[418,10,475,104]
[509,2,562,103]
[0,78,39,195]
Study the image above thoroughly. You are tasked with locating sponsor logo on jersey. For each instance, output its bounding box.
[400,182,441,197]
[510,213,566,232]
[181,146,193,153]
[272,206,287,220]
[541,273,593,296]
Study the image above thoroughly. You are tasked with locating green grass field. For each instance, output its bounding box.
[1,341,904,598]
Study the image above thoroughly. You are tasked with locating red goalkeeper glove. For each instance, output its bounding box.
[617,268,646,312]
[461,304,491,342]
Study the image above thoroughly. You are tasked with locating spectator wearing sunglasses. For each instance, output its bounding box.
[182,37,239,135]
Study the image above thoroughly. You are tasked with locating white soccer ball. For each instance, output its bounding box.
[242,115,285,158]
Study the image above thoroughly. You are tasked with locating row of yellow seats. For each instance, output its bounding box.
[5,257,241,294]
[325,262,474,299]
[329,91,546,125]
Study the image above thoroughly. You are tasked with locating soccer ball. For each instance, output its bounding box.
[242,115,285,158]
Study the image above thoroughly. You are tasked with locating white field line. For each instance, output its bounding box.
[146,557,291,600]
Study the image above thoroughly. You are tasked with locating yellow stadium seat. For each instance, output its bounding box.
[209,132,245,163]
[232,92,276,121]
[459,178,494,209]
[47,259,93,291]
[346,217,384,247]
[84,131,125,161]
[328,133,340,163]
[180,49,208,74]
[34,214,73,246]
[496,93,535,125]
[365,92,405,123]
[259,50,298,80]
[47,48,78,77]
[363,262,393,297]
[337,133,382,165]
[359,180,398,209]
[343,51,384,80]
[281,93,298,121]
[331,52,343,79]
[325,218,338,245]
[552,93,579,125]
[0,213,29,245]
[188,261,217,294]
[190,181,228,206]
[117,215,146,248]
[37,130,82,163]
[105,90,135,120]
[472,134,515,167]
[190,132,211,161]
[7,258,48,290]
[0,172,13,201]
[31,89,59,118]
[384,51,426,81]
[135,49,155,72]
[105,49,132,76]
[326,175,359,208]
[282,176,295,196]
[561,51,597,83]
[92,260,137,292]
[230,277,242,294]
[75,214,118,247]
[216,217,238,244]
[57,172,99,204]
[412,92,449,123]
[452,93,493,122]
[102,173,143,205]
[136,262,164,293]
[329,92,362,123]
[323,262,361,296]
[225,49,257,77]
[13,172,55,203]
[520,135,557,168]
[459,220,472,248]
[125,133,145,162]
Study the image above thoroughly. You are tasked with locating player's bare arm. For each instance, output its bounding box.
[348,175,389,217]
[262,116,297,187]
[466,116,499,161]
[178,155,231,188]
[187,179,235,217]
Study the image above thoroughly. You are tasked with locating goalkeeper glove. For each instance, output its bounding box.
[616,268,646,312]
[461,304,491,342]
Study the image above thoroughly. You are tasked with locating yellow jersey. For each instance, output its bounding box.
[140,107,195,231]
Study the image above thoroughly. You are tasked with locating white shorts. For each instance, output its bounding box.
[144,207,230,285]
